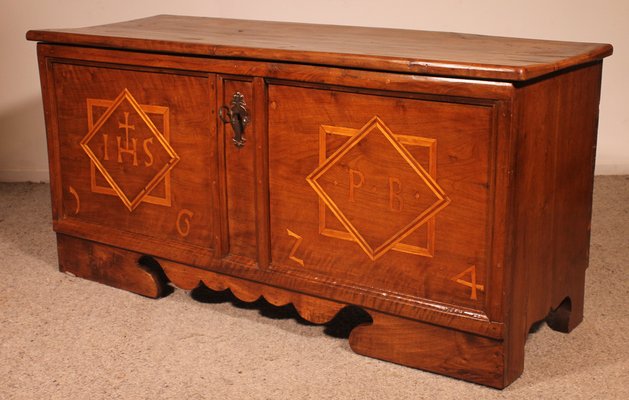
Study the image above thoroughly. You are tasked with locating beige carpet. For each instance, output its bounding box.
[0,177,627,399]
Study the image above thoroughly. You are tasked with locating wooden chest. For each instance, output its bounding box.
[27,16,612,388]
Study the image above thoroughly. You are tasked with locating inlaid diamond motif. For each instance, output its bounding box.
[80,89,179,211]
[306,116,450,260]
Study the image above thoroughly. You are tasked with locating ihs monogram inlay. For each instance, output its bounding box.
[81,89,179,211]
[306,117,450,260]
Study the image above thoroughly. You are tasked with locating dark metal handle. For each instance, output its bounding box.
[219,92,249,148]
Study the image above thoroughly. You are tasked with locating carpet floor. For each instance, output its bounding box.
[0,177,627,399]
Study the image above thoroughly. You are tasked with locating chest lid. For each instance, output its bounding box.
[27,14,612,81]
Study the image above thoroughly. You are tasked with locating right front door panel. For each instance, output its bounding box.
[267,84,495,312]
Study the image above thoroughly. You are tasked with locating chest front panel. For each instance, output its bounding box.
[267,84,496,312]
[51,63,216,258]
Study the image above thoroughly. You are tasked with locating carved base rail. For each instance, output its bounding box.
[58,233,513,387]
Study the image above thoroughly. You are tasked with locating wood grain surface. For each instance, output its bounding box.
[27,15,612,80]
[57,234,165,298]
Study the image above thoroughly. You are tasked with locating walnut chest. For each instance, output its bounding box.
[27,15,612,388]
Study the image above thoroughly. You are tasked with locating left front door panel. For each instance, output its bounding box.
[49,62,216,264]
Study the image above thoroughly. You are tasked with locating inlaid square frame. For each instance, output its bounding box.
[86,98,172,207]
[317,124,438,257]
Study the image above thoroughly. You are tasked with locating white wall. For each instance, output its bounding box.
[1,0,627,181]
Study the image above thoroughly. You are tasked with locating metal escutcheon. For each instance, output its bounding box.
[219,92,249,148]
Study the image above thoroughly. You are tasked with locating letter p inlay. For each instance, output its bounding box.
[348,168,364,202]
